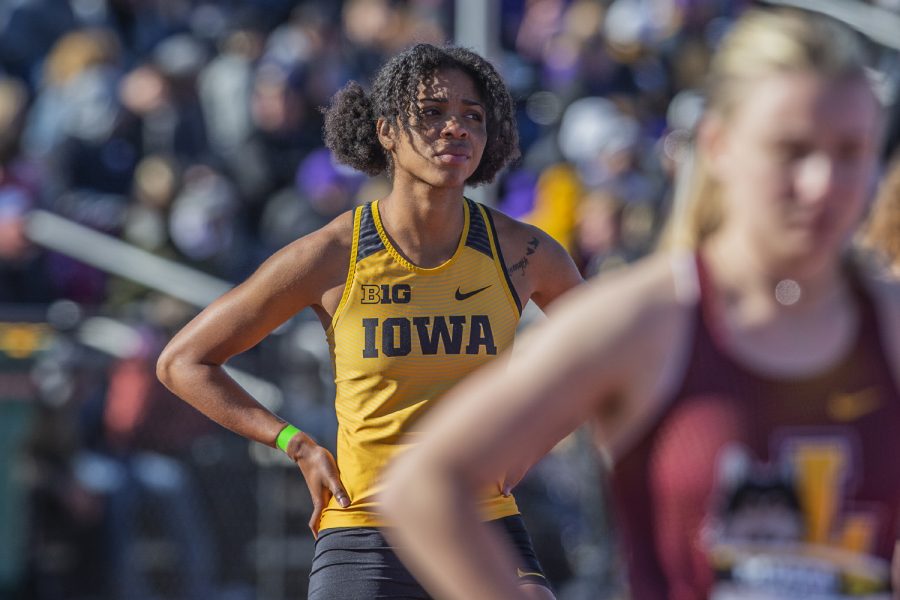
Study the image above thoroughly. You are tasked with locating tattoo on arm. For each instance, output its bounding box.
[509,256,529,276]
[509,238,539,276]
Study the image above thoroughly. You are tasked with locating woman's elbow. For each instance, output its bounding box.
[156,342,188,391]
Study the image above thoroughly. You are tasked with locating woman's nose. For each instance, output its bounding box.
[441,115,468,138]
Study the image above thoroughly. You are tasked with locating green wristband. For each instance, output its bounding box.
[276,424,301,453]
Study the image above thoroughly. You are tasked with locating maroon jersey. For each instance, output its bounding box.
[610,255,900,600]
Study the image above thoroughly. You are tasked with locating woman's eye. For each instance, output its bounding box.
[835,142,864,162]
[774,142,810,163]
[422,107,440,117]
[466,112,484,121]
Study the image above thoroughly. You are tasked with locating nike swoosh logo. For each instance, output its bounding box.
[455,285,491,301]
[516,568,546,580]
[827,387,881,422]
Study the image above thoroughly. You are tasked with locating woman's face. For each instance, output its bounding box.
[705,72,881,274]
[380,67,487,189]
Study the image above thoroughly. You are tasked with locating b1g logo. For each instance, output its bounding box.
[361,284,411,304]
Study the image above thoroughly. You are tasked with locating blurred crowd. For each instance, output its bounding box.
[0,0,755,308]
[4,0,898,301]
[1,0,898,599]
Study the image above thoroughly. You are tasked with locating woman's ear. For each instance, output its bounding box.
[697,112,730,179]
[377,117,394,151]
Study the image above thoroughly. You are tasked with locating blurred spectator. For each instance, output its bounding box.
[572,188,627,276]
[0,76,58,303]
[122,154,180,253]
[19,315,109,598]
[558,96,643,191]
[100,328,217,600]
[0,0,76,86]
[148,33,210,160]
[168,163,257,280]
[198,25,264,162]
[259,147,364,251]
[23,28,124,173]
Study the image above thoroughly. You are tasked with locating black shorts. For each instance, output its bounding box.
[307,514,551,600]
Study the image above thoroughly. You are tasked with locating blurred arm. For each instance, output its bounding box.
[381,254,687,599]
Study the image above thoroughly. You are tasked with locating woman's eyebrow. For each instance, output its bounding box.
[418,97,484,109]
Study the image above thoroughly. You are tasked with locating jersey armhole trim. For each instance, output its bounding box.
[481,204,523,316]
[326,205,362,336]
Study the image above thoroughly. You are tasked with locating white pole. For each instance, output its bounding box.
[456,0,502,206]
[25,210,232,308]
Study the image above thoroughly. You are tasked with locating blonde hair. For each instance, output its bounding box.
[860,154,900,275]
[44,29,120,87]
[661,8,869,251]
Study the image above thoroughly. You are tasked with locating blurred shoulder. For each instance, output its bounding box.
[548,251,694,333]
[514,251,695,423]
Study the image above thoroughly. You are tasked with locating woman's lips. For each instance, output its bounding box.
[434,151,470,164]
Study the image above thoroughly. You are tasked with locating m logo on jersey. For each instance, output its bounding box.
[362,315,497,357]
[711,435,880,556]
[827,387,881,423]
[361,284,411,304]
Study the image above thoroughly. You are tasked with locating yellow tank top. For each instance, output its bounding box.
[319,198,523,530]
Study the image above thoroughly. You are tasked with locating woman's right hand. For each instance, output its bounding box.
[283,430,351,537]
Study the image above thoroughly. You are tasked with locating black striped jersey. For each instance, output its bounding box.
[319,198,523,530]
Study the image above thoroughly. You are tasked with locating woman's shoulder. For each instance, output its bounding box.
[481,206,573,271]
[482,205,584,306]
[482,205,545,244]
[319,206,358,245]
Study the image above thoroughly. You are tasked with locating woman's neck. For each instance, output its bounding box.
[703,226,846,319]
[700,227,858,378]
[378,179,467,268]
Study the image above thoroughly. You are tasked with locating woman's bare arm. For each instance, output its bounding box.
[156,214,350,443]
[157,213,353,534]
[380,254,688,599]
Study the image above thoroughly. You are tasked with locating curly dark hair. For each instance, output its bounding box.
[323,43,520,186]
